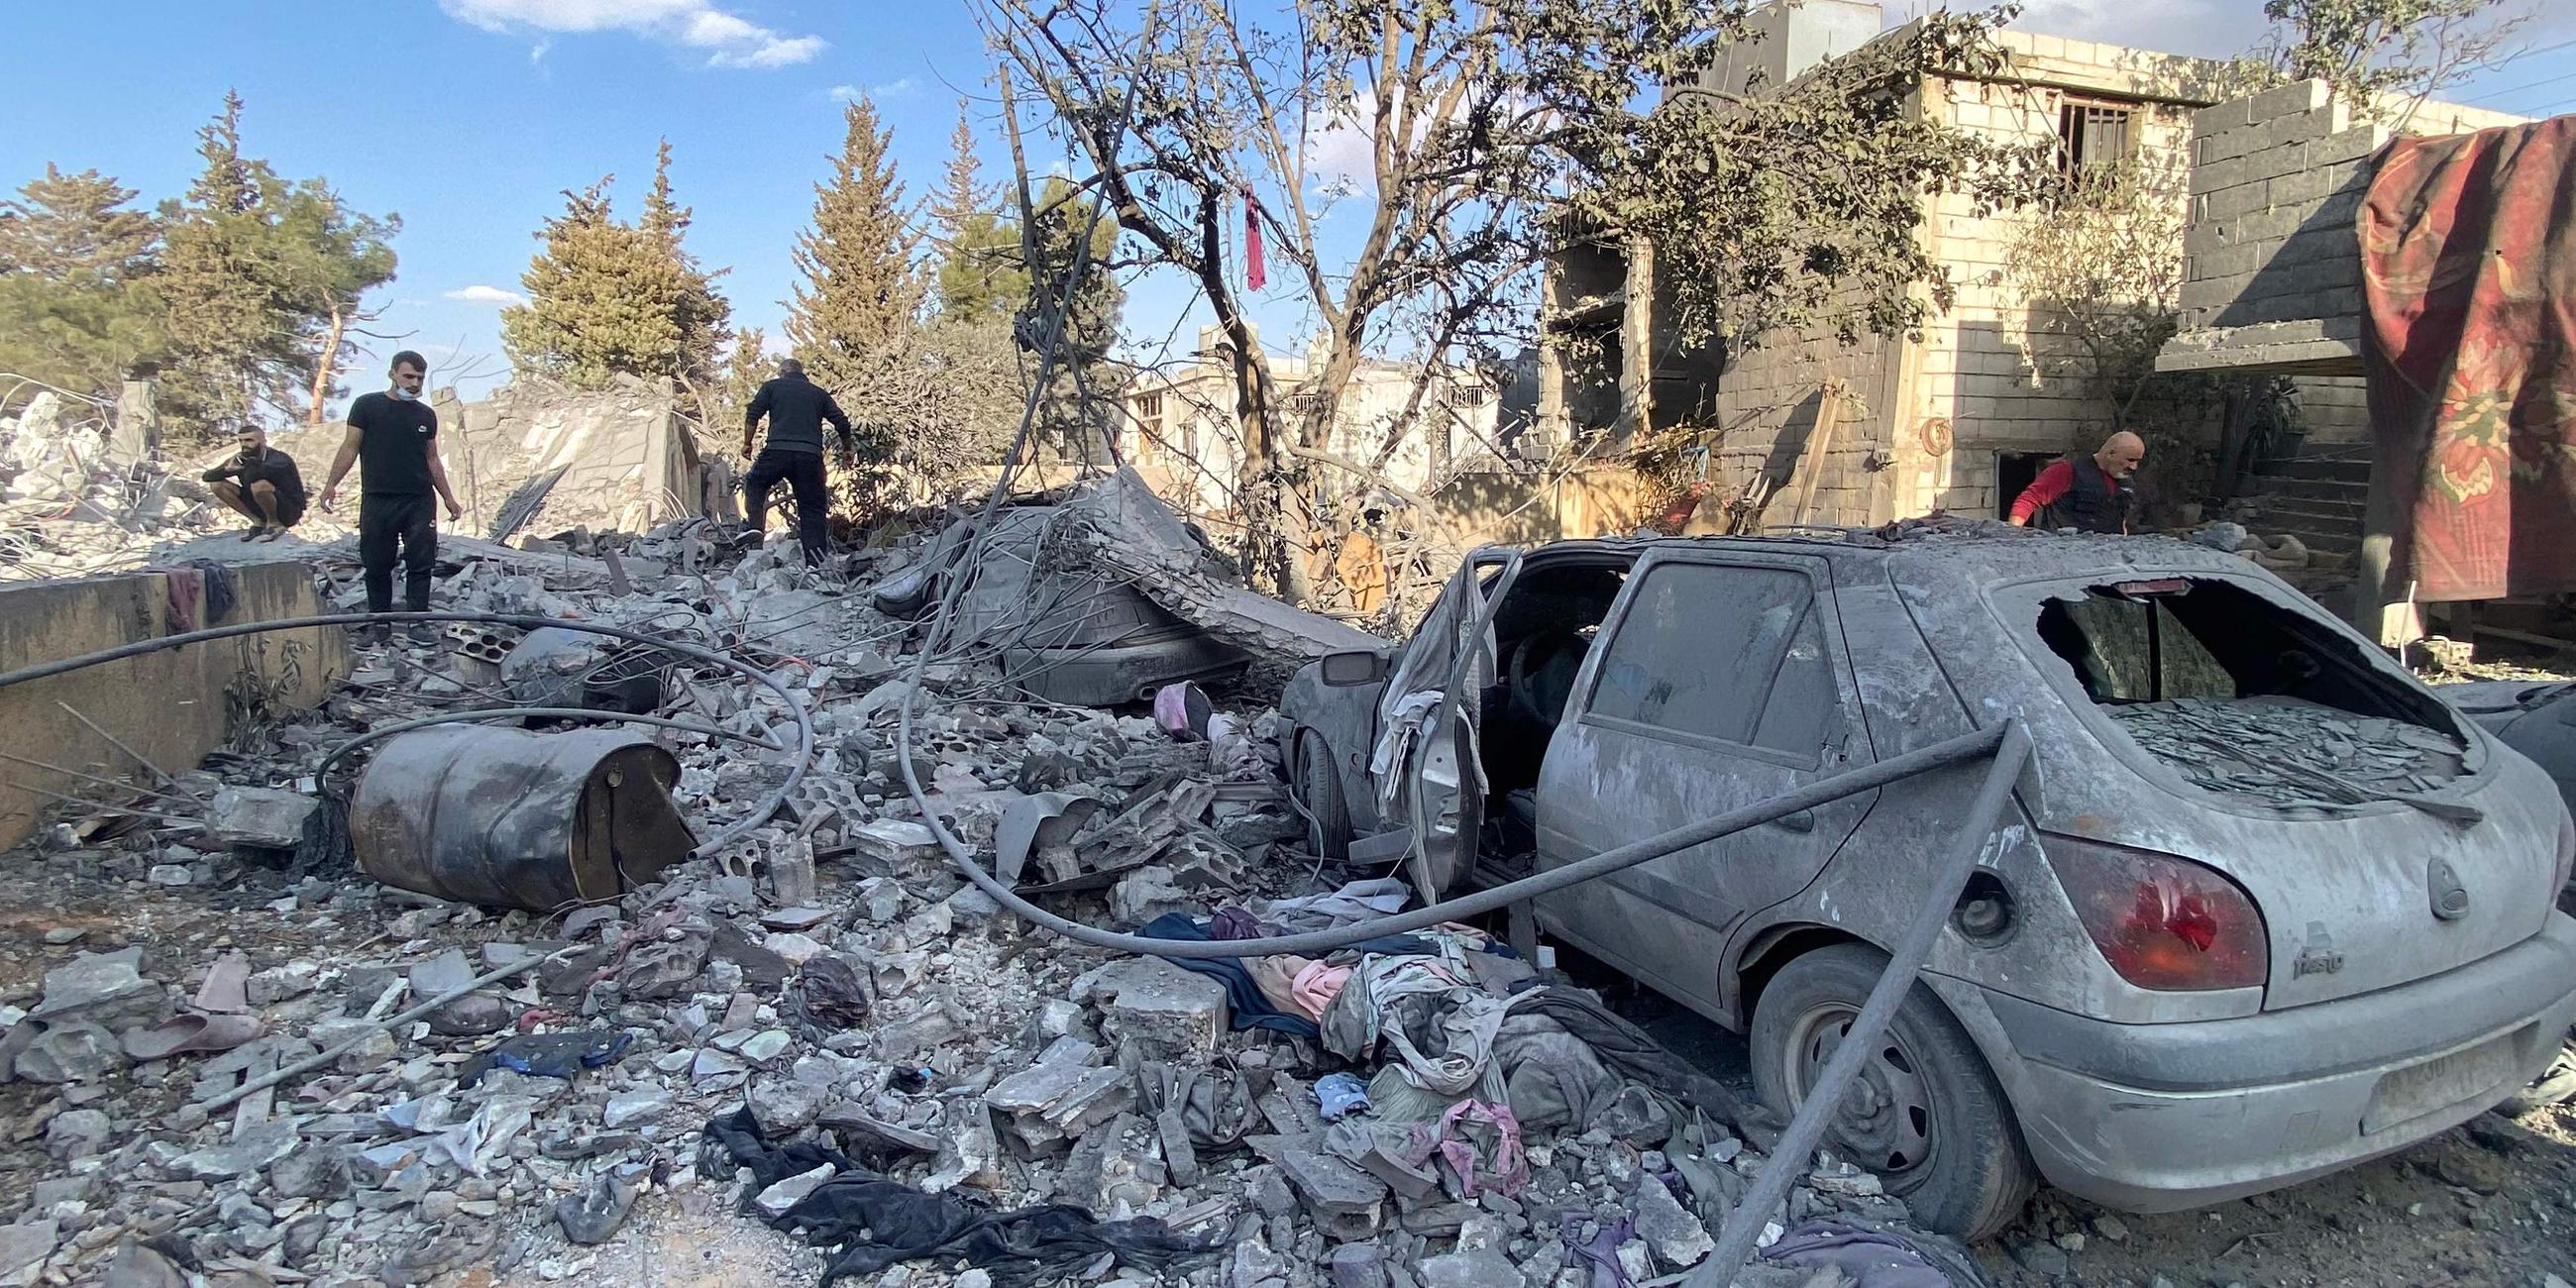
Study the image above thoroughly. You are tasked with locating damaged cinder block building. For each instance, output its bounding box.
[1536,1,2394,531]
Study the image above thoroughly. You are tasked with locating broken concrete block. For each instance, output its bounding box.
[1635,1174,1713,1270]
[1264,1137,1388,1241]
[0,1220,57,1287]
[171,1121,299,1180]
[30,947,160,1025]
[1417,1246,1525,1288]
[754,1163,837,1219]
[204,786,318,851]
[985,1061,1135,1149]
[925,1102,1007,1192]
[1085,958,1229,1061]
[1110,865,1195,927]
[13,1022,125,1085]
[846,819,946,879]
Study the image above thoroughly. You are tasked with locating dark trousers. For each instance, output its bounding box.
[359,493,437,613]
[744,448,829,567]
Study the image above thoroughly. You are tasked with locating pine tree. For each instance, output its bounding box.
[0,166,160,278]
[929,103,1022,323]
[155,91,397,437]
[0,166,166,398]
[640,139,731,382]
[716,325,770,430]
[786,95,921,392]
[502,168,731,389]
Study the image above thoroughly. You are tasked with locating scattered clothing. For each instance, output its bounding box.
[1314,1072,1372,1122]
[1246,954,1310,1018]
[1490,1012,1619,1131]
[701,1108,1213,1288]
[1208,907,1268,940]
[1152,681,1216,740]
[1564,1211,1640,1288]
[459,1030,630,1086]
[1289,960,1351,1021]
[162,566,205,633]
[184,560,237,623]
[1506,986,1764,1130]
[1405,1097,1525,1199]
[1251,878,1410,933]
[1763,1219,1972,1288]
[1137,913,1321,1040]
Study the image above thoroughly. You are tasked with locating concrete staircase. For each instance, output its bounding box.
[2234,446,2369,560]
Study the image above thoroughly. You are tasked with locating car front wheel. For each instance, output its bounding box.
[1750,943,2036,1241]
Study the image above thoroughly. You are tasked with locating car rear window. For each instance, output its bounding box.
[2033,579,2467,805]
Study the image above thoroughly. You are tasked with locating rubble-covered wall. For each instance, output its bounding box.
[2158,81,2529,386]
[270,376,709,545]
[0,562,346,848]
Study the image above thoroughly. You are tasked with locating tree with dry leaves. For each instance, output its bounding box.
[986,0,2040,601]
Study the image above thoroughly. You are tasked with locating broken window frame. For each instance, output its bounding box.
[2055,93,2140,186]
[1574,553,1853,773]
[1996,571,2485,811]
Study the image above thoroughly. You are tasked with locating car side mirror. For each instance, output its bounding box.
[1320,649,1393,687]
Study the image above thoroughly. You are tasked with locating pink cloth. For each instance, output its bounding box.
[1290,960,1352,1021]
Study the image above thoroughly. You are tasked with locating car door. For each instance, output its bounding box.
[1376,549,1516,896]
[1532,550,1875,1022]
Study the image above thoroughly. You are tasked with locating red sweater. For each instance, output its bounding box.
[2008,459,2076,523]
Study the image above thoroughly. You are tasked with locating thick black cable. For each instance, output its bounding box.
[0,610,816,861]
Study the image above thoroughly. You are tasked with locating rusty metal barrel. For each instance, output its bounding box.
[351,724,697,911]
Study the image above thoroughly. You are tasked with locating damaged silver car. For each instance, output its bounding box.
[1278,526,2576,1239]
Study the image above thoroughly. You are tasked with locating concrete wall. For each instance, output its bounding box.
[1124,337,1500,522]
[0,563,348,849]
[2159,80,2530,378]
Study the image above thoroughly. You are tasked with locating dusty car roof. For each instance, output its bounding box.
[1520,519,2266,586]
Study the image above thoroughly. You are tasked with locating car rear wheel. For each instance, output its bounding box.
[2497,1035,2576,1116]
[1292,728,1353,861]
[1750,944,2036,1241]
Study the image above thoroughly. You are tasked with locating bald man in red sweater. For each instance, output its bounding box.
[2008,431,2144,534]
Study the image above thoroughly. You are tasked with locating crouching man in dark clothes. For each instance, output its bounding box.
[316,351,464,643]
[202,423,308,542]
[742,357,857,567]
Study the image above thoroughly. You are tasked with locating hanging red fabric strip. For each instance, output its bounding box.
[1243,185,1265,291]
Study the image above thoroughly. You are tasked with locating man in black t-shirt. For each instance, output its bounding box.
[201,423,308,542]
[318,351,464,640]
[741,358,856,567]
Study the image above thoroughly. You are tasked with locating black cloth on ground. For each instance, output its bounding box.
[701,1109,1213,1288]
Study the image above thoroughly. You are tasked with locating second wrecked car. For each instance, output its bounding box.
[1279,522,2576,1239]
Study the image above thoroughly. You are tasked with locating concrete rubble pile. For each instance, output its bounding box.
[0,500,1987,1288]
[0,392,264,585]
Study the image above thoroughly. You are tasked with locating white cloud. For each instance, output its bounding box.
[830,78,919,104]
[2006,0,2267,60]
[440,0,823,69]
[445,284,528,306]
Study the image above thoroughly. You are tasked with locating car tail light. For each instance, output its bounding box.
[2046,836,2268,991]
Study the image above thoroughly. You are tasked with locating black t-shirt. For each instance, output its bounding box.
[347,391,438,496]
[202,446,308,515]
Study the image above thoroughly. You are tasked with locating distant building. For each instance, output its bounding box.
[1538,1,2394,527]
[1123,325,1502,520]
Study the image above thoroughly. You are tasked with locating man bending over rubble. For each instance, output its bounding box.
[741,357,857,567]
[201,423,307,542]
[317,351,465,642]
[2008,429,2145,534]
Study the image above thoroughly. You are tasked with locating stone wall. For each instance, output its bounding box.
[2159,80,2530,378]
[0,563,346,849]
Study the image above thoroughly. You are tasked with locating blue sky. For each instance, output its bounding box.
[3,0,2573,408]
